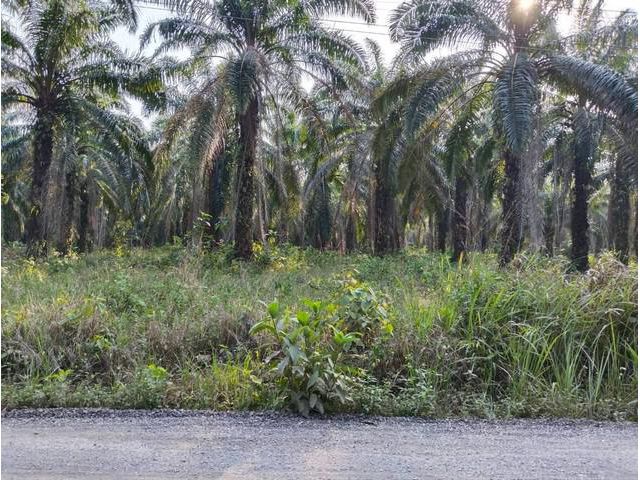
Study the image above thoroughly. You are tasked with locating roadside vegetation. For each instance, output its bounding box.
[1,0,637,419]
[2,245,636,419]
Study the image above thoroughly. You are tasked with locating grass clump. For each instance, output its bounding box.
[1,246,636,419]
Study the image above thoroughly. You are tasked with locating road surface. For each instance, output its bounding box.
[2,409,637,479]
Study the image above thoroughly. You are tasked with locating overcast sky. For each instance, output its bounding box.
[113,0,637,122]
[116,0,637,57]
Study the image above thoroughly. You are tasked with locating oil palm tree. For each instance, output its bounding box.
[1,95,155,252]
[607,121,637,263]
[443,99,496,263]
[143,0,374,258]
[573,7,637,267]
[387,0,637,265]
[1,113,32,243]
[1,0,164,256]
[297,39,389,253]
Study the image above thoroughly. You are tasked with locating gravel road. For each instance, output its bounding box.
[1,409,637,479]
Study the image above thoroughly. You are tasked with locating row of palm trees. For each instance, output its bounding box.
[2,0,638,270]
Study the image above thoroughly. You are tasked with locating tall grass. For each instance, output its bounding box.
[1,245,637,419]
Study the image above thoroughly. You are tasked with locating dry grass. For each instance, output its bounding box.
[2,245,637,419]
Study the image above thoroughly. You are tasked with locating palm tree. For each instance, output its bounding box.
[445,103,496,263]
[1,0,164,256]
[297,39,386,253]
[143,0,374,259]
[528,2,637,271]
[387,0,637,265]
[608,121,637,263]
[73,109,154,252]
[1,95,156,252]
[543,5,638,270]
[1,113,32,243]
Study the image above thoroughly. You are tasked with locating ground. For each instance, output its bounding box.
[2,409,637,479]
[1,246,637,418]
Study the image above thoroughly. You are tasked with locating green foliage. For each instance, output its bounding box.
[1,247,637,419]
[1,0,165,252]
[337,271,392,339]
[494,53,538,155]
[1,0,637,418]
[250,300,359,416]
[121,363,169,408]
[46,368,73,383]
[543,54,638,135]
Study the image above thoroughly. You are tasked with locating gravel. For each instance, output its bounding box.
[2,409,637,479]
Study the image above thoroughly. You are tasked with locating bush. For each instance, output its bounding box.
[250,300,360,416]
[1,246,636,419]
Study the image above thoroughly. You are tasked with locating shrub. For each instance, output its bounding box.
[250,300,360,416]
[1,246,636,419]
[336,271,393,341]
[118,363,169,408]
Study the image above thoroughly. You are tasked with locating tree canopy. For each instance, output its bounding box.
[2,0,638,269]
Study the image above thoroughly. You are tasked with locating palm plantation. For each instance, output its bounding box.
[2,0,636,265]
[2,0,163,256]
[140,0,375,258]
[384,0,637,267]
[1,0,638,421]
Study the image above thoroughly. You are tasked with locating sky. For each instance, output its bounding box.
[115,1,400,58]
[117,0,638,58]
[113,0,638,122]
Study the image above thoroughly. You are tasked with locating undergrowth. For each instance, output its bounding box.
[1,245,637,420]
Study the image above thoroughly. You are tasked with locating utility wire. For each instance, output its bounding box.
[134,1,637,18]
[133,2,636,31]
[133,3,637,53]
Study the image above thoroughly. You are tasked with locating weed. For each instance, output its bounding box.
[1,246,636,419]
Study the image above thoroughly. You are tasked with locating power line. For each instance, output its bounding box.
[134,1,636,18]
[132,3,637,53]
[134,2,635,30]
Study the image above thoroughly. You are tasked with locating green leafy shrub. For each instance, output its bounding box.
[105,272,148,315]
[337,271,393,341]
[250,300,359,416]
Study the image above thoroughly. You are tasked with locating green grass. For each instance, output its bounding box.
[1,244,637,419]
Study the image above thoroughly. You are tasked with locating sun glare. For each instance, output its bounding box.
[516,0,537,13]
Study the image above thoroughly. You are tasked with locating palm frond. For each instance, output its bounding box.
[390,0,506,60]
[494,52,538,154]
[542,55,638,135]
[304,0,376,24]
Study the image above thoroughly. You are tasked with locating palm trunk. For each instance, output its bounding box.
[499,148,523,266]
[451,175,468,263]
[373,162,400,255]
[554,166,571,252]
[60,166,77,254]
[207,152,230,245]
[343,159,357,253]
[570,110,592,272]
[545,142,562,256]
[345,213,356,253]
[315,180,332,249]
[633,199,638,258]
[436,206,449,253]
[416,220,423,247]
[25,111,55,257]
[78,177,93,253]
[570,157,590,271]
[233,97,259,259]
[479,200,489,252]
[543,199,554,256]
[610,154,630,264]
